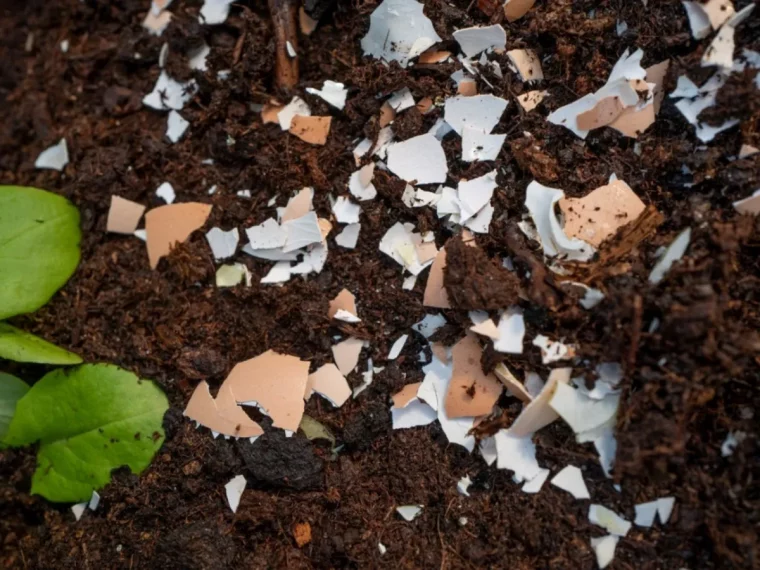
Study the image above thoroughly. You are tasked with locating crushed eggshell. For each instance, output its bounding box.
[648,227,691,284]
[305,363,351,407]
[328,289,358,319]
[522,467,550,494]
[35,138,69,171]
[335,223,361,248]
[396,505,423,521]
[444,94,508,136]
[332,196,362,224]
[224,474,246,513]
[445,335,503,418]
[145,202,212,269]
[205,227,239,260]
[289,115,331,145]
[452,24,506,58]
[559,179,646,247]
[551,465,590,499]
[215,263,250,287]
[516,90,548,112]
[166,110,189,143]
[503,0,536,22]
[418,50,451,64]
[361,0,441,68]
[106,196,146,234]
[226,350,310,432]
[506,49,543,82]
[306,80,348,110]
[493,309,525,354]
[509,368,572,438]
[183,381,263,438]
[332,337,364,375]
[387,133,448,184]
[589,504,632,537]
[591,535,619,569]
[143,71,197,111]
[282,187,314,223]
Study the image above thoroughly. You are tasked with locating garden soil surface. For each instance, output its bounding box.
[2,0,760,569]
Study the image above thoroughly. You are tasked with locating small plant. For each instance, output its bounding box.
[0,186,169,503]
[0,186,82,364]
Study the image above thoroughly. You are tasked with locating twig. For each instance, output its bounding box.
[268,0,299,90]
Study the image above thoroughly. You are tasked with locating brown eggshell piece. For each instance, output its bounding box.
[418,50,451,64]
[184,381,263,438]
[305,363,351,407]
[282,187,313,222]
[559,180,646,247]
[145,202,212,269]
[576,96,626,131]
[331,337,364,375]
[423,247,451,308]
[379,102,396,128]
[392,382,423,408]
[457,79,478,97]
[107,195,146,234]
[224,350,310,432]
[415,241,438,265]
[470,319,500,340]
[289,115,331,145]
[262,103,284,124]
[416,97,434,114]
[299,7,318,35]
[503,0,536,22]
[328,289,358,319]
[492,363,532,404]
[445,335,503,419]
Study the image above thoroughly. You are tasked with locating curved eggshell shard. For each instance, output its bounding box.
[332,337,364,375]
[559,180,645,247]
[225,350,310,432]
[445,335,503,418]
[305,363,351,407]
[328,289,358,319]
[392,382,423,408]
[423,247,451,308]
[145,202,212,269]
[184,381,263,438]
[509,368,571,438]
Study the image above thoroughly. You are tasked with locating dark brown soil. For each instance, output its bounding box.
[1,0,759,569]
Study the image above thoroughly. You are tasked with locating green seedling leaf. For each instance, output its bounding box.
[0,323,82,365]
[0,186,81,320]
[4,364,168,503]
[298,414,336,447]
[0,372,29,441]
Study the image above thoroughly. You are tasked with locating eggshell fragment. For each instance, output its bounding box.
[423,247,451,308]
[470,318,499,340]
[551,465,590,499]
[262,103,283,124]
[387,133,448,184]
[445,335,503,418]
[183,381,264,438]
[576,96,626,131]
[452,24,506,58]
[509,368,571,437]
[503,0,535,22]
[225,350,310,432]
[506,49,543,81]
[733,190,760,215]
[305,363,351,407]
[559,179,646,247]
[282,187,314,222]
[328,289,358,319]
[516,90,548,112]
[332,337,364,375]
[107,196,146,234]
[589,504,632,537]
[225,475,246,513]
[299,7,318,35]
[457,79,478,97]
[418,50,451,64]
[34,138,69,171]
[145,202,212,269]
[289,115,331,145]
[492,363,532,403]
[392,382,423,408]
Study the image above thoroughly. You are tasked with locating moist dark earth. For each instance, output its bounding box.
[1,0,759,568]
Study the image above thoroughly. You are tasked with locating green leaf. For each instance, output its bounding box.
[5,364,168,503]
[0,323,82,365]
[0,372,30,441]
[0,186,81,320]
[298,414,335,447]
